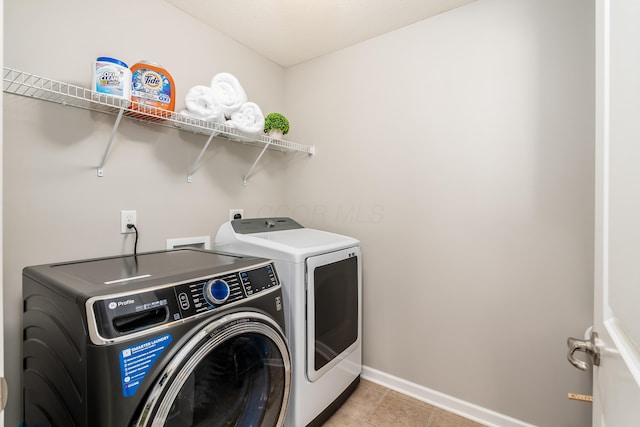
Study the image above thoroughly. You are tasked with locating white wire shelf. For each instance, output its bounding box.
[3,67,315,183]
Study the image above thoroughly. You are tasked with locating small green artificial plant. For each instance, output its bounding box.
[264,113,290,135]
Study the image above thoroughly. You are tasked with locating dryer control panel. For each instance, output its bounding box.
[231,217,304,233]
[88,262,279,344]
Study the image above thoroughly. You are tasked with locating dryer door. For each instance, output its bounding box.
[306,246,361,382]
[134,312,291,427]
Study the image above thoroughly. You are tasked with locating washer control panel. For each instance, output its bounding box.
[91,262,279,342]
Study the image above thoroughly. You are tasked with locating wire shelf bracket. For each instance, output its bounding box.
[243,139,273,186]
[97,107,125,177]
[187,132,217,183]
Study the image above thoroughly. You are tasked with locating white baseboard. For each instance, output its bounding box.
[361,366,537,427]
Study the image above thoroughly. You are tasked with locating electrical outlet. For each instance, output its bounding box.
[121,210,137,234]
[230,209,244,221]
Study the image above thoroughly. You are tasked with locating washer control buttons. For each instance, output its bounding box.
[204,279,230,305]
[178,292,190,310]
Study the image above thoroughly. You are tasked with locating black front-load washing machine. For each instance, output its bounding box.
[22,248,291,427]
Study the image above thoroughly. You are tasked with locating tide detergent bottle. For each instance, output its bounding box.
[130,61,175,118]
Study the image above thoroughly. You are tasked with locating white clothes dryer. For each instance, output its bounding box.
[215,217,362,427]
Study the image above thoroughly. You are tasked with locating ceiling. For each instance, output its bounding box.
[164,0,476,68]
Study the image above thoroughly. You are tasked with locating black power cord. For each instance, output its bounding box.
[126,223,139,256]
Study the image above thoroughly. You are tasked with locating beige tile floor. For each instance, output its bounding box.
[322,380,486,427]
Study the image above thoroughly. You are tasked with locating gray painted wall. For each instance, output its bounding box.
[282,0,595,426]
[3,0,595,426]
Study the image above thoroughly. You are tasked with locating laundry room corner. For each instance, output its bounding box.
[3,0,602,425]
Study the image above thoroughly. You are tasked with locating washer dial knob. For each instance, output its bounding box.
[204,279,230,305]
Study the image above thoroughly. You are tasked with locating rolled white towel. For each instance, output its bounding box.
[184,85,224,122]
[211,72,248,118]
[226,102,265,137]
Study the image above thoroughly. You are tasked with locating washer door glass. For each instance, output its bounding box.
[136,312,291,427]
